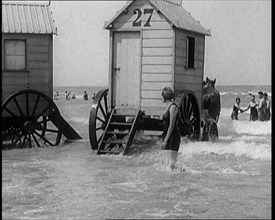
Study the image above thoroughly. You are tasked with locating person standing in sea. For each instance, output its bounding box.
[83,91,88,101]
[257,91,267,121]
[242,95,258,121]
[231,97,243,120]
[263,92,270,121]
[161,87,181,170]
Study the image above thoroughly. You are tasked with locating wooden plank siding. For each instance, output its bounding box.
[108,0,207,117]
[141,28,173,115]
[2,34,53,103]
[111,0,175,115]
[174,29,205,111]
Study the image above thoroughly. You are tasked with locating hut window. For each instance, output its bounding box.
[186,37,195,68]
[4,40,26,70]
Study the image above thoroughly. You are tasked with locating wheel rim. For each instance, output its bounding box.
[89,89,109,150]
[178,92,200,140]
[1,90,62,149]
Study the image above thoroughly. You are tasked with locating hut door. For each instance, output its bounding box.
[113,32,140,109]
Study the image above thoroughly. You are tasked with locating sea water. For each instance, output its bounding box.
[2,85,271,219]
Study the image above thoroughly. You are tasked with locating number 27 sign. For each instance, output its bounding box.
[132,8,154,27]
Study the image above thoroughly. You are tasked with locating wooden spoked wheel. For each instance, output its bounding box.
[89,89,110,150]
[1,89,62,149]
[178,91,200,140]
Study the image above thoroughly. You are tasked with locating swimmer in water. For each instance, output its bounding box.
[242,95,258,121]
[231,97,243,120]
[83,91,88,101]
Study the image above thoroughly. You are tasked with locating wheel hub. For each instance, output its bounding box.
[23,121,35,134]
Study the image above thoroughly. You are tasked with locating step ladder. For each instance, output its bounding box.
[97,109,141,155]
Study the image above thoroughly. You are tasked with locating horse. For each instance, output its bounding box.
[202,77,221,122]
[201,77,221,142]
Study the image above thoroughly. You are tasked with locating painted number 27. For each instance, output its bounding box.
[133,9,154,27]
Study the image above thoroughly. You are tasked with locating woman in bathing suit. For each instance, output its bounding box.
[242,95,258,121]
[231,97,243,120]
[161,87,181,170]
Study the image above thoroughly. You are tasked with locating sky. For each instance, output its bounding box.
[49,0,271,86]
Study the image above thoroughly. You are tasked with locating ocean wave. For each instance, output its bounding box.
[232,120,271,135]
[178,140,271,160]
[220,92,238,96]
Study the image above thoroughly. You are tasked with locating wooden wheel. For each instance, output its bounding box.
[89,89,110,150]
[1,89,62,149]
[178,91,200,140]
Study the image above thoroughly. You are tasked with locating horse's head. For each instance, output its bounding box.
[205,77,216,88]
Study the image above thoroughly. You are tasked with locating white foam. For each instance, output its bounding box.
[220,92,238,96]
[178,140,271,160]
[232,120,271,135]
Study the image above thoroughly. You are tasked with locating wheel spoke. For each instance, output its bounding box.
[21,134,28,148]
[36,104,51,119]
[37,116,50,123]
[190,117,197,125]
[104,95,108,114]
[187,95,191,116]
[44,128,60,133]
[32,133,40,147]
[26,92,29,118]
[186,95,191,120]
[13,97,24,117]
[188,104,194,119]
[96,116,105,124]
[97,134,103,144]
[32,95,40,117]
[1,130,14,141]
[3,106,17,117]
[96,126,104,131]
[34,131,54,146]
[99,103,107,119]
[28,134,32,148]
[12,132,24,146]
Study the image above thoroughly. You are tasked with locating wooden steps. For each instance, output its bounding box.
[97,109,141,155]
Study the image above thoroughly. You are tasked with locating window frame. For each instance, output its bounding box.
[4,39,27,72]
[186,36,195,70]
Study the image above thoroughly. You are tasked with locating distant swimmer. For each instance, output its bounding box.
[231,97,243,120]
[54,91,59,100]
[83,91,88,101]
[257,91,266,122]
[242,95,258,121]
[263,92,270,121]
[65,91,71,100]
[92,93,95,100]
[72,93,76,99]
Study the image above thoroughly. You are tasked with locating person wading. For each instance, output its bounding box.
[263,92,271,121]
[231,97,243,120]
[161,87,181,170]
[242,95,258,121]
[257,91,267,121]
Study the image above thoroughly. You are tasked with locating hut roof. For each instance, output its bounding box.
[104,0,211,36]
[2,2,57,34]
